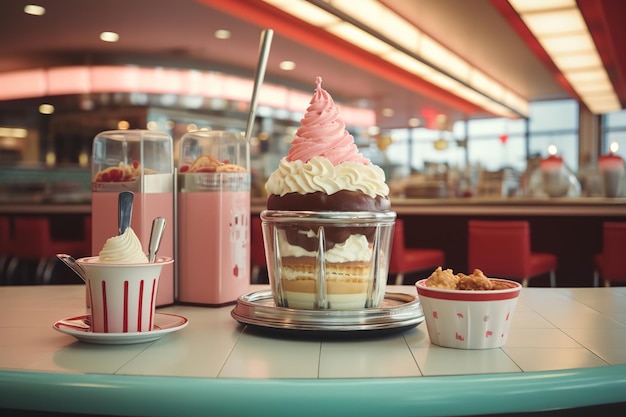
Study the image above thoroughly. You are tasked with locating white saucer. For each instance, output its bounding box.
[53,313,188,345]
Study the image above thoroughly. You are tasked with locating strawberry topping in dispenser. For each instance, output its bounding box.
[179,155,246,173]
[93,160,156,182]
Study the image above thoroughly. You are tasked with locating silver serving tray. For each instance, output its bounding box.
[231,290,424,334]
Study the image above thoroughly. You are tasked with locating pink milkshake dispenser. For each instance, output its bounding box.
[177,130,250,306]
[91,130,175,306]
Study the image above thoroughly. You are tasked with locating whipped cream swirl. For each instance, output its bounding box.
[265,156,389,198]
[98,227,148,264]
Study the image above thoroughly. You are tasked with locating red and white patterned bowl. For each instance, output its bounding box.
[415,278,521,349]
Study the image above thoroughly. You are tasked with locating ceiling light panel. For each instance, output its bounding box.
[328,0,424,61]
[585,95,620,114]
[279,60,296,71]
[573,83,614,94]
[373,15,421,55]
[563,68,611,85]
[24,4,45,16]
[419,36,471,81]
[508,0,575,13]
[262,0,528,118]
[329,0,386,26]
[520,9,587,36]
[214,29,231,39]
[552,52,601,70]
[469,70,504,101]
[326,23,392,55]
[537,33,595,56]
[509,0,620,114]
[265,0,340,26]
[99,31,120,42]
[383,51,437,78]
[502,92,529,116]
[325,0,528,117]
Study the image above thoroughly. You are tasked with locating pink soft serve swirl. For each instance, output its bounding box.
[286,77,370,165]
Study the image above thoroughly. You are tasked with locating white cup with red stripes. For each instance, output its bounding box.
[415,278,521,349]
[77,256,174,333]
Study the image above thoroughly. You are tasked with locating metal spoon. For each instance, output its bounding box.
[148,217,166,262]
[118,191,134,235]
[56,254,87,283]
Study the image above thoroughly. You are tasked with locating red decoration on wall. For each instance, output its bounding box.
[499,134,508,144]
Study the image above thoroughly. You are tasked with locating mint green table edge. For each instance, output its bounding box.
[1,365,625,416]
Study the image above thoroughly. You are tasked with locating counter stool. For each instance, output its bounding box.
[389,219,445,285]
[250,216,267,284]
[6,216,87,284]
[468,220,557,287]
[593,222,626,287]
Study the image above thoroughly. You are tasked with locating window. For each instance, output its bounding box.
[528,100,578,171]
[460,117,527,171]
[385,127,465,173]
[384,99,580,180]
[603,110,626,157]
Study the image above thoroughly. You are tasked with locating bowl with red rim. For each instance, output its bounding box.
[415,278,522,349]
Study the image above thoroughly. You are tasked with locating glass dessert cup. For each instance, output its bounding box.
[261,210,396,310]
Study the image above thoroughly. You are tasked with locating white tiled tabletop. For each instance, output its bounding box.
[1,284,625,416]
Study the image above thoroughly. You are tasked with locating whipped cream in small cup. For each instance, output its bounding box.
[98,227,148,264]
[77,227,172,333]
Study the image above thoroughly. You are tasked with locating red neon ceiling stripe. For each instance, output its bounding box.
[577,0,626,108]
[196,0,483,115]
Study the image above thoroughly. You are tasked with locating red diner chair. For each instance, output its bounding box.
[468,220,557,287]
[6,216,87,284]
[0,216,14,280]
[389,219,445,285]
[593,222,626,287]
[250,216,267,284]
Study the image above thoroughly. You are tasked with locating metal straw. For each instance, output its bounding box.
[244,28,274,167]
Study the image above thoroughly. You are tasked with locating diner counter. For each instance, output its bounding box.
[387,196,626,216]
[1,196,626,216]
[2,197,625,287]
[1,284,625,416]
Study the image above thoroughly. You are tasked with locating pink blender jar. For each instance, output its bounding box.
[177,130,250,306]
[91,130,175,306]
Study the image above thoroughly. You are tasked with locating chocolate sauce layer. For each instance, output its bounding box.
[279,223,376,252]
[267,190,390,212]
[267,191,390,251]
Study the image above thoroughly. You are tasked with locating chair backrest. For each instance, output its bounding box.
[600,222,626,280]
[250,216,266,267]
[389,218,408,272]
[0,216,12,255]
[468,220,532,279]
[12,217,52,258]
